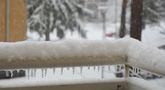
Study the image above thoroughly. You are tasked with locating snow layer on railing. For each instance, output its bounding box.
[127,39,165,76]
[0,38,165,76]
[0,39,129,69]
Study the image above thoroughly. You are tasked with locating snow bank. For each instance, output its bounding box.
[0,38,165,76]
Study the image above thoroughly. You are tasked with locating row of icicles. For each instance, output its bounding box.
[26,65,117,80]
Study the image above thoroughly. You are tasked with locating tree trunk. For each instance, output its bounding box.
[45,30,50,41]
[130,0,143,41]
[119,0,128,38]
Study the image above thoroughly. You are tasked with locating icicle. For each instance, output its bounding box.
[101,66,105,79]
[98,66,100,72]
[61,68,63,75]
[72,67,75,75]
[108,65,111,72]
[31,69,33,77]
[41,69,44,78]
[45,69,47,77]
[67,67,69,70]
[27,69,30,80]
[80,66,83,74]
[53,68,56,74]
[88,66,90,70]
[34,69,36,77]
[33,69,35,77]
[93,66,96,71]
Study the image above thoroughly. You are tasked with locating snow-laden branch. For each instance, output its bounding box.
[0,38,165,76]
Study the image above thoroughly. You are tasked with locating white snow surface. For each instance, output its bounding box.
[0,38,165,76]
[0,38,129,69]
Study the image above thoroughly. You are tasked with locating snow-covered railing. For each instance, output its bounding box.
[0,38,165,76]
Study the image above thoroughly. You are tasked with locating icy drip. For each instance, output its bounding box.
[53,68,56,74]
[27,69,30,80]
[93,66,96,71]
[61,68,63,75]
[98,66,100,72]
[72,67,75,75]
[80,66,83,74]
[45,69,47,77]
[101,66,105,79]
[41,69,43,78]
[108,65,111,71]
[88,66,90,70]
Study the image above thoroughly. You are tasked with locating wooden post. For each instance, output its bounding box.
[125,64,129,78]
[6,0,10,42]
[10,0,27,41]
[119,0,128,38]
[130,0,143,41]
[0,0,6,41]
[0,0,27,42]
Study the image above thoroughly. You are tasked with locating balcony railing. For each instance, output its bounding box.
[0,38,164,90]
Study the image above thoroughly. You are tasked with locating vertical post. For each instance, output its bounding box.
[119,0,128,38]
[130,0,143,41]
[101,66,104,79]
[124,64,129,78]
[5,0,10,42]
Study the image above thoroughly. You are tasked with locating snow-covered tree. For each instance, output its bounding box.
[119,0,128,38]
[143,0,165,27]
[27,0,91,41]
